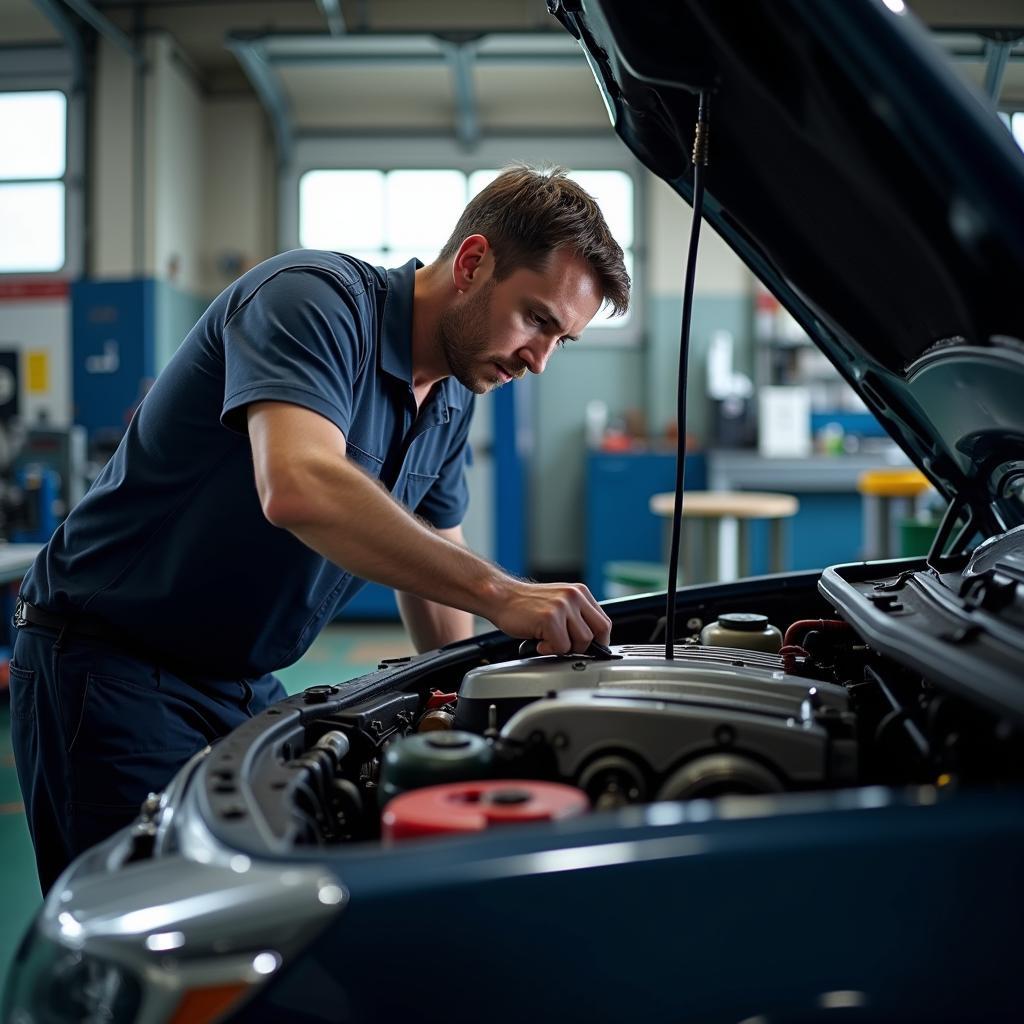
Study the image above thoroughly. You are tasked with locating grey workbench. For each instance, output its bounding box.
[705,447,914,575]
[707,447,911,492]
[0,543,42,586]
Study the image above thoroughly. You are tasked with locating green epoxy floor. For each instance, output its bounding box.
[0,621,411,997]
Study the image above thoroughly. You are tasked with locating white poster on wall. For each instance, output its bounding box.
[0,280,71,427]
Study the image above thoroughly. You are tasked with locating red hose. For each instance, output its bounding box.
[783,618,851,648]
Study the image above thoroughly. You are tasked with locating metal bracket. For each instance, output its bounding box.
[225,36,295,168]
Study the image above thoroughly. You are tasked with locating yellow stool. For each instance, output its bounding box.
[857,468,931,559]
[649,491,799,583]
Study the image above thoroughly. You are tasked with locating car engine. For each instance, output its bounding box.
[264,622,863,847]
[456,643,856,807]
[178,559,1023,860]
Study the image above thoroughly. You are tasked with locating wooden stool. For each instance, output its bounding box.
[649,491,799,583]
[857,468,931,559]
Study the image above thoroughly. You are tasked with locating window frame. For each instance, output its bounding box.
[282,136,644,348]
[0,47,84,280]
[1011,111,1024,150]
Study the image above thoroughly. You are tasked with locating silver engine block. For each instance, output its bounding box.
[456,645,857,805]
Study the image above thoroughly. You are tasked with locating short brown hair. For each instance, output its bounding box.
[436,164,630,318]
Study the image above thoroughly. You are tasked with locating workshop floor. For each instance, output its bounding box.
[0,621,411,997]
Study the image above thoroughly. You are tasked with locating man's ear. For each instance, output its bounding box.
[452,234,490,292]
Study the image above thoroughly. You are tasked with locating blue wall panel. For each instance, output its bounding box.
[743,493,863,576]
[586,451,707,596]
[72,279,156,438]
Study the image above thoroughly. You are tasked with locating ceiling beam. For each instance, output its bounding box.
[315,0,346,37]
[239,31,580,66]
[225,30,584,152]
[59,0,144,64]
[32,0,86,87]
[442,40,479,150]
[225,37,294,166]
[983,38,1015,100]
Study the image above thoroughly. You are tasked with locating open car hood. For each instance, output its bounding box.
[552,0,1024,538]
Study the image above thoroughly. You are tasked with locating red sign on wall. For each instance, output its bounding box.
[0,280,70,302]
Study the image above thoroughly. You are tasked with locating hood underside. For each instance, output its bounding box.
[554,0,1024,536]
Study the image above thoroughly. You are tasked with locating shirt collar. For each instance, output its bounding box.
[382,257,466,414]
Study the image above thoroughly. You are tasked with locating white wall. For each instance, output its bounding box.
[92,34,207,291]
[91,38,138,279]
[646,172,752,297]
[145,35,205,293]
[201,98,275,294]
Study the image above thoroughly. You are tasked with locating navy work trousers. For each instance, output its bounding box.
[8,624,287,894]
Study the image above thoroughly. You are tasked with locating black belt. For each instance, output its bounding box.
[14,597,124,645]
[14,598,225,681]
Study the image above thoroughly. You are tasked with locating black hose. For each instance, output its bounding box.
[864,665,930,760]
[666,90,711,660]
[291,778,326,845]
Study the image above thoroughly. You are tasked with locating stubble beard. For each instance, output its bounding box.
[437,280,502,395]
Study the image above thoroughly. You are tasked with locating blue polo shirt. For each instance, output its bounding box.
[22,252,474,677]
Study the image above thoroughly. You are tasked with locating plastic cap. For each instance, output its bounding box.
[717,613,769,632]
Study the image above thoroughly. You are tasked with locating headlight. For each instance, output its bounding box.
[5,773,346,1024]
[4,857,345,1024]
[3,925,142,1024]
[4,922,292,1024]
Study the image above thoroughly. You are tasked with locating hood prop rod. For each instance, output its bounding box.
[666,89,711,660]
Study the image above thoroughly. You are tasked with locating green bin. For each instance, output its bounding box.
[899,516,942,558]
[604,560,670,598]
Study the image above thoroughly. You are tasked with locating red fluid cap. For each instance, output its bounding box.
[382,780,588,843]
[426,689,458,709]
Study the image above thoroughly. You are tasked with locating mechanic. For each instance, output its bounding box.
[8,164,630,892]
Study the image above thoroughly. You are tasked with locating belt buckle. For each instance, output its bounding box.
[14,596,27,628]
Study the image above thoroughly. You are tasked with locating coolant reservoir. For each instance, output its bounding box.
[379,731,493,807]
[700,612,782,653]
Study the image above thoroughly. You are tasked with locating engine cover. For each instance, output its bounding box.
[457,645,856,803]
[456,644,847,730]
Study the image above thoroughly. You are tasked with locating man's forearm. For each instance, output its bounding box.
[269,451,511,621]
[396,525,477,652]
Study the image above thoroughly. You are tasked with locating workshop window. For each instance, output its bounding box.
[0,90,67,274]
[1012,111,1024,151]
[299,166,635,329]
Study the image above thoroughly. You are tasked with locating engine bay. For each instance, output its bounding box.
[192,561,1023,856]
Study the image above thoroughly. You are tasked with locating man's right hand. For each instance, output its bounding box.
[489,580,611,655]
